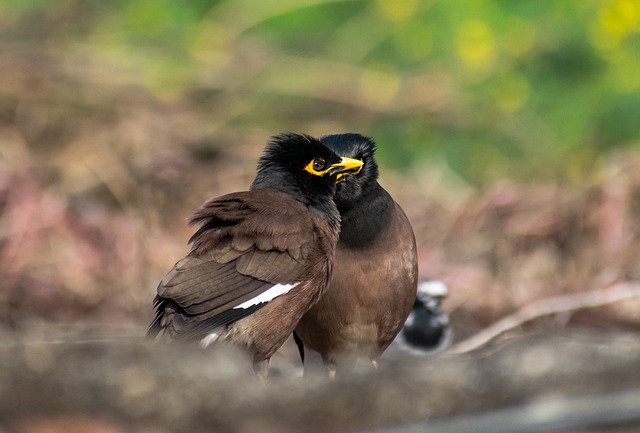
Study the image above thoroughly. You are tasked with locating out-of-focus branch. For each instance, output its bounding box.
[449,282,640,354]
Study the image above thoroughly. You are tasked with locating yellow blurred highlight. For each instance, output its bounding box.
[599,0,639,36]
[589,20,622,52]
[492,72,531,113]
[592,0,639,51]
[456,20,496,73]
[357,68,402,107]
[374,0,418,23]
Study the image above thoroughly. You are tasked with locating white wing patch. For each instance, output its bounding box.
[234,283,296,309]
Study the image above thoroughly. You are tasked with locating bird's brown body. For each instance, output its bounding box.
[294,134,418,375]
[296,190,417,370]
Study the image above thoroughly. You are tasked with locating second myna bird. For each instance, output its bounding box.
[294,133,418,376]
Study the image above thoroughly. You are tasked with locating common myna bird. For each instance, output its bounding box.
[397,280,452,354]
[293,133,418,376]
[147,133,363,381]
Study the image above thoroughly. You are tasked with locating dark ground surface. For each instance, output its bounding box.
[2,330,640,433]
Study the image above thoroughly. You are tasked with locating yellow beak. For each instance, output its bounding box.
[327,156,363,179]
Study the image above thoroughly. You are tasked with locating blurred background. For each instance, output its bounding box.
[1,0,640,341]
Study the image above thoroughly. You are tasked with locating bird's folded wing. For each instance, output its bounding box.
[157,257,271,316]
[154,190,317,332]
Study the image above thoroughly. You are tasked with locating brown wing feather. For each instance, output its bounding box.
[149,189,316,340]
[158,256,270,313]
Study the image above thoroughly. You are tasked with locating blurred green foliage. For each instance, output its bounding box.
[2,0,639,184]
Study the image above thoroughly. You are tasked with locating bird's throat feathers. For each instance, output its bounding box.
[337,183,392,248]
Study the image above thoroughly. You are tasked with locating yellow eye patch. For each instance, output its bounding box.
[304,157,363,178]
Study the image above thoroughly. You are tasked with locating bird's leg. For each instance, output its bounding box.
[253,357,270,385]
[322,354,338,380]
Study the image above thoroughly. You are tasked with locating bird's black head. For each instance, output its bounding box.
[319,133,379,208]
[251,133,363,207]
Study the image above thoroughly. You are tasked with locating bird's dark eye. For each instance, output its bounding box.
[313,158,326,171]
